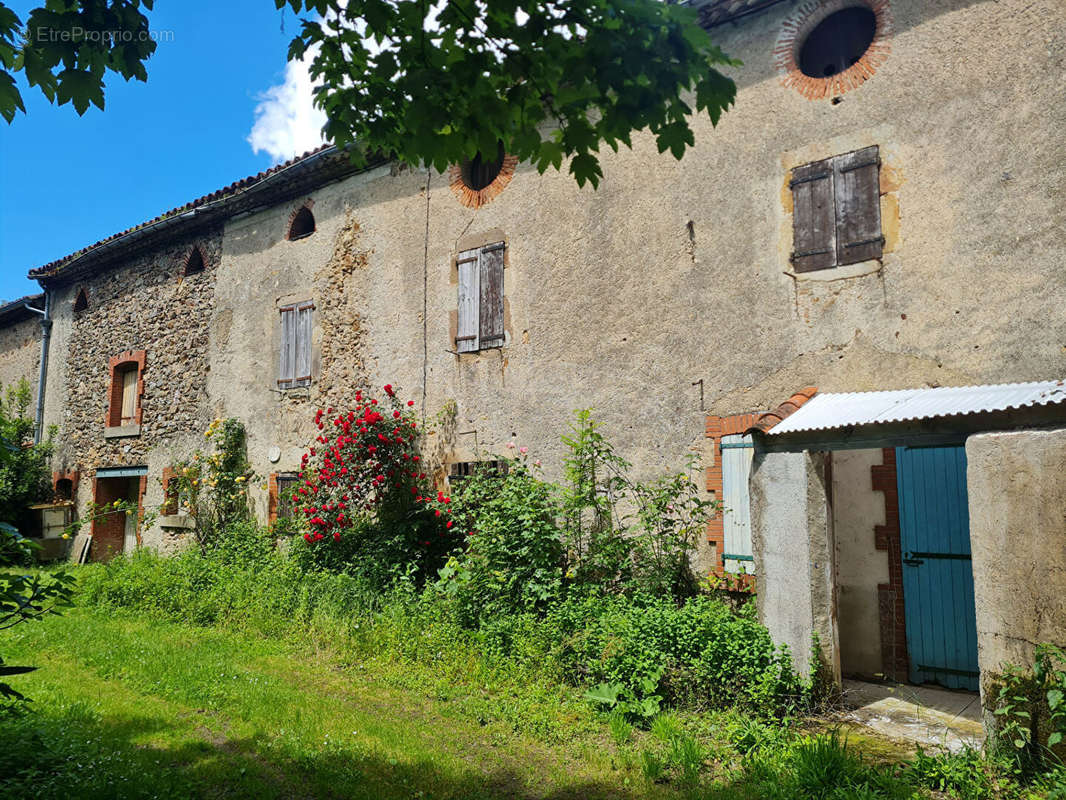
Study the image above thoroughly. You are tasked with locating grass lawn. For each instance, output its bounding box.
[1,607,750,800]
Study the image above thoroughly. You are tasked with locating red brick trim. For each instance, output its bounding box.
[107,350,146,428]
[161,467,178,515]
[52,470,79,501]
[267,472,279,526]
[748,386,818,435]
[73,286,89,312]
[182,244,207,276]
[286,199,316,240]
[705,411,767,590]
[774,0,893,101]
[136,475,147,548]
[871,447,909,681]
[449,154,519,209]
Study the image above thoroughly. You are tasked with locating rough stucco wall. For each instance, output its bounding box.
[35,0,1066,561]
[46,230,222,549]
[751,450,837,677]
[831,449,888,678]
[967,428,1066,683]
[217,0,1065,520]
[0,316,40,400]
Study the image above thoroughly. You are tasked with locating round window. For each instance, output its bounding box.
[798,7,877,78]
[460,142,506,191]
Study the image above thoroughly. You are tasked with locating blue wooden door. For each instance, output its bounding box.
[896,445,980,691]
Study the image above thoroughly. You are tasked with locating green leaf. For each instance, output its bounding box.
[1048,689,1064,710]
[584,682,624,707]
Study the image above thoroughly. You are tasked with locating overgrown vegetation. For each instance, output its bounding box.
[2,389,1064,797]
[0,378,53,532]
[0,527,74,711]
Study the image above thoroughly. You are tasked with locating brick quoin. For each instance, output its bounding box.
[871,447,909,681]
[161,467,177,515]
[268,473,279,526]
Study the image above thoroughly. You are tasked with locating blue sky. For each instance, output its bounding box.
[0,0,327,302]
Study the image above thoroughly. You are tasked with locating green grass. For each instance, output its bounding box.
[2,606,681,799]
[3,555,1053,799]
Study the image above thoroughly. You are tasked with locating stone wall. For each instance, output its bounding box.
[967,427,1066,682]
[47,228,222,549]
[750,449,836,679]
[0,314,40,402]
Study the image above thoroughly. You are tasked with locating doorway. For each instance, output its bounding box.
[92,475,142,562]
[896,445,980,691]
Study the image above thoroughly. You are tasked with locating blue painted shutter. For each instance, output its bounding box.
[721,433,755,574]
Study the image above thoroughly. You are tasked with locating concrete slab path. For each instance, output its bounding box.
[841,679,985,753]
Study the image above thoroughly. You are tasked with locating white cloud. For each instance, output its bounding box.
[247,52,327,164]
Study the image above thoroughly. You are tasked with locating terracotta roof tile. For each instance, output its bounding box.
[747,387,819,434]
[28,144,340,279]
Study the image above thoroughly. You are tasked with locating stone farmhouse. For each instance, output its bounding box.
[2,0,1064,714]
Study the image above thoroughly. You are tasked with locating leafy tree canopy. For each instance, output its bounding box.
[1,0,738,187]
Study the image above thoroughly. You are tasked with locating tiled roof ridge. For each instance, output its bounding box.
[28,143,340,278]
[748,386,819,434]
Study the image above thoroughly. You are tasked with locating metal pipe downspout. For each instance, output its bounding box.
[26,292,51,444]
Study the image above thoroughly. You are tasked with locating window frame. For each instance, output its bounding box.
[106,350,145,434]
[277,301,314,389]
[790,145,883,274]
[455,241,506,353]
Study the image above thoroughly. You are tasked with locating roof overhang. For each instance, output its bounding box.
[29,147,383,288]
[751,381,1066,452]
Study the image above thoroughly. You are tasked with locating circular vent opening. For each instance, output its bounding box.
[460,142,506,191]
[799,7,877,78]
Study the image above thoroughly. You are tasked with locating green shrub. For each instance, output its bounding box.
[439,459,562,624]
[548,593,803,719]
[0,378,53,533]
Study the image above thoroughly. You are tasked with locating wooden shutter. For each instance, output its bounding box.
[295,304,313,386]
[456,248,480,353]
[834,145,883,266]
[790,157,836,273]
[120,367,138,423]
[478,242,505,347]
[720,434,755,575]
[278,307,296,386]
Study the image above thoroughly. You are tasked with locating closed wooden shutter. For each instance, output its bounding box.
[278,302,313,387]
[478,242,505,346]
[721,434,755,575]
[294,304,313,386]
[120,367,138,423]
[790,157,836,273]
[456,248,480,353]
[834,145,883,265]
[279,306,296,386]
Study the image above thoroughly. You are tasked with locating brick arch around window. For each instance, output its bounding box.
[107,350,146,428]
[448,153,519,209]
[286,198,316,240]
[183,244,207,276]
[774,0,893,101]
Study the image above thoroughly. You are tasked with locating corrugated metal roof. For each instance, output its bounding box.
[766,381,1066,435]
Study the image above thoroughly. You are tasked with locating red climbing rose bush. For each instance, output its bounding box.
[288,385,460,580]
